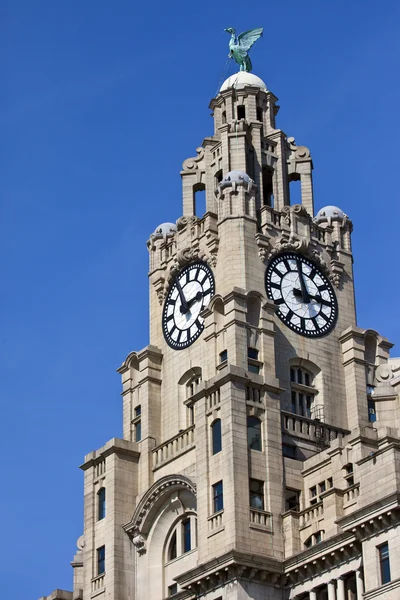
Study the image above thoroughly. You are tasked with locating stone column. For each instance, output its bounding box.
[328,580,336,600]
[309,590,317,600]
[356,569,364,599]
[337,577,346,600]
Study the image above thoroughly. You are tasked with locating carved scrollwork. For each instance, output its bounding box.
[182,147,205,172]
[164,247,217,295]
[375,364,394,383]
[132,531,146,555]
[287,136,311,160]
[176,215,201,231]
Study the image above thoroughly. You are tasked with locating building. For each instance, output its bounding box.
[40,66,400,600]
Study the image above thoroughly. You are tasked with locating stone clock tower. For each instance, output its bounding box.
[41,69,400,600]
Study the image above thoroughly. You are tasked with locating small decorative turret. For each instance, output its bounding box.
[217,170,255,196]
[314,206,348,227]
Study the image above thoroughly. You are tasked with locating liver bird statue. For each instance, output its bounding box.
[224,27,263,72]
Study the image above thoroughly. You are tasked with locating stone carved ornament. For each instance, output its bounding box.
[287,136,311,160]
[125,476,196,555]
[182,147,205,172]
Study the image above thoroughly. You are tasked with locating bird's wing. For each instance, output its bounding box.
[237,28,263,52]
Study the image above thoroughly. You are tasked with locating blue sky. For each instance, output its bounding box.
[2,1,400,597]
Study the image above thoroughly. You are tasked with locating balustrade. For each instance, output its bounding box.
[152,425,195,468]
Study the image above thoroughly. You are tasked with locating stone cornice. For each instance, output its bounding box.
[80,438,139,471]
[336,491,400,532]
[175,549,283,592]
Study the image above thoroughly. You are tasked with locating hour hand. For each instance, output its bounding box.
[293,289,322,303]
[186,291,203,310]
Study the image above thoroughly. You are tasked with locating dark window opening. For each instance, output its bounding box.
[379,542,391,584]
[98,488,106,521]
[135,421,142,442]
[285,488,300,512]
[134,405,141,417]
[168,583,178,596]
[256,107,263,122]
[262,166,274,207]
[237,105,246,120]
[213,481,224,512]
[219,349,228,363]
[222,111,226,124]
[212,419,222,454]
[289,176,301,205]
[248,347,260,374]
[182,519,191,553]
[215,169,223,185]
[249,478,264,510]
[248,348,259,360]
[247,416,262,451]
[168,531,177,561]
[97,546,105,575]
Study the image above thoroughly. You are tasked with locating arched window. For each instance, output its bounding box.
[262,166,274,207]
[247,416,262,451]
[211,419,222,454]
[289,175,301,205]
[165,515,197,564]
[98,487,106,520]
[193,183,206,216]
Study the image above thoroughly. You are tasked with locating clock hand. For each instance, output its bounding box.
[296,259,310,303]
[293,288,323,303]
[186,291,204,310]
[175,278,189,313]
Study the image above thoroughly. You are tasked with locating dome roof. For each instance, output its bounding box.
[150,222,176,242]
[314,206,347,225]
[220,72,267,93]
[218,170,255,195]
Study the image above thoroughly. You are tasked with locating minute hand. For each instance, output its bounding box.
[296,259,310,303]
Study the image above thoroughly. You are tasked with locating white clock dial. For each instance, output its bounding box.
[265,253,338,337]
[162,261,215,349]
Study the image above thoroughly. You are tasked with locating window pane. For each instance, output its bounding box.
[219,350,227,362]
[212,419,222,454]
[134,405,141,417]
[97,546,105,575]
[249,479,264,510]
[168,531,177,561]
[213,481,223,512]
[305,372,310,386]
[248,363,260,374]
[248,348,259,360]
[182,519,191,553]
[168,583,178,596]
[379,543,391,584]
[290,368,295,382]
[247,416,262,451]
[291,391,296,413]
[135,421,141,442]
[297,368,303,384]
[98,488,106,520]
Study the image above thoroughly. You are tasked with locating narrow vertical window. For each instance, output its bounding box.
[237,105,246,120]
[97,545,105,575]
[219,349,228,363]
[135,421,142,442]
[211,419,222,454]
[182,519,191,553]
[98,487,106,520]
[247,416,262,451]
[168,583,178,596]
[379,542,391,584]
[213,481,224,512]
[168,530,177,561]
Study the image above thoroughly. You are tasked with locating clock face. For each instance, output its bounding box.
[265,253,338,338]
[162,261,215,350]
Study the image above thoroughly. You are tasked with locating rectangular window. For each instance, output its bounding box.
[213,481,224,513]
[319,481,326,495]
[237,105,246,120]
[134,405,141,417]
[291,391,296,414]
[290,368,295,382]
[248,348,259,360]
[219,350,228,363]
[379,542,391,584]
[168,583,178,596]
[97,545,105,575]
[309,486,317,505]
[285,488,300,512]
[248,363,260,374]
[135,421,142,442]
[327,477,333,488]
[182,519,191,553]
[249,479,264,510]
[368,399,376,422]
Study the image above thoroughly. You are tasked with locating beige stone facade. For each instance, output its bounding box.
[40,71,400,600]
